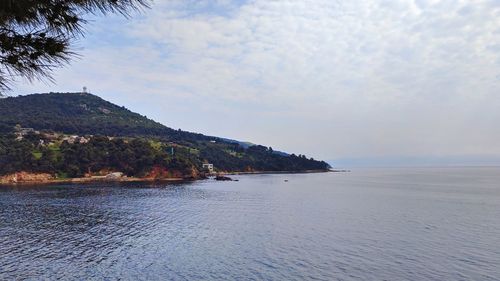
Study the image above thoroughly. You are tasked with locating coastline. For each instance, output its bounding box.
[0,174,187,186]
[0,169,336,186]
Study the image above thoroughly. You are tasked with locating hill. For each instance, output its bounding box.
[0,92,330,179]
[0,92,209,141]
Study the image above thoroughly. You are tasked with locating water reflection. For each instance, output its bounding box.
[1,169,500,280]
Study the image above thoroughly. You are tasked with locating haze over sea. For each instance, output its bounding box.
[1,167,499,280]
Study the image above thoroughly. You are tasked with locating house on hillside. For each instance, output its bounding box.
[202,163,214,174]
[61,135,90,144]
[78,137,89,144]
[42,132,60,141]
[62,135,79,144]
[14,125,39,140]
[14,126,36,135]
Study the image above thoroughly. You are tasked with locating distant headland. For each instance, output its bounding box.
[0,92,331,184]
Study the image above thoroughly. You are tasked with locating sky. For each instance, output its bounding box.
[13,0,500,167]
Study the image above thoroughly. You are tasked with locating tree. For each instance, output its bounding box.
[0,0,148,94]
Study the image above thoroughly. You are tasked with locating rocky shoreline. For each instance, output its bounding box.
[0,169,334,185]
[0,171,188,185]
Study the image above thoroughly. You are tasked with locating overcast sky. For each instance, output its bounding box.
[15,0,500,167]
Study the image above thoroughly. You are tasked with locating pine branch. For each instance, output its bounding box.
[0,0,149,93]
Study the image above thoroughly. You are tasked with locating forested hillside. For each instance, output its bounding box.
[0,92,209,141]
[0,92,330,178]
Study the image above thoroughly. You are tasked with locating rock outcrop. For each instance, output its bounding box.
[0,172,54,184]
[105,172,124,180]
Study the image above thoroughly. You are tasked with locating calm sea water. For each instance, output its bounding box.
[1,168,499,280]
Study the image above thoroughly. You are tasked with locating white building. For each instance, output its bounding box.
[202,163,214,173]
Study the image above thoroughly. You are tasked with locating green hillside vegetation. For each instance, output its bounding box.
[0,134,197,178]
[0,92,207,141]
[0,92,330,178]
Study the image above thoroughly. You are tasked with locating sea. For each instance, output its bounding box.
[1,167,499,280]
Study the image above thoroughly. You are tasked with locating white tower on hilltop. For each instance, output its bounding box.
[82,86,88,94]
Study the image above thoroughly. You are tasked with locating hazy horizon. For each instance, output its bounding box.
[11,0,500,167]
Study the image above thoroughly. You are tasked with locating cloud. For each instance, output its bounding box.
[15,0,500,165]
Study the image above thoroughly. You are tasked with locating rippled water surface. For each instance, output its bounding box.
[1,168,500,280]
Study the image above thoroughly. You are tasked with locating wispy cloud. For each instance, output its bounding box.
[16,0,500,165]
